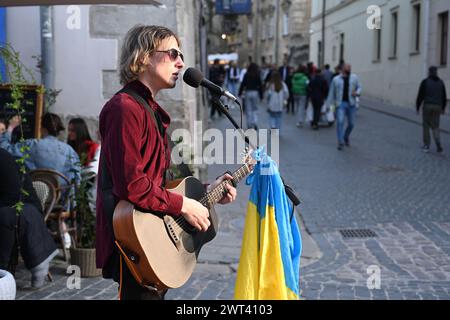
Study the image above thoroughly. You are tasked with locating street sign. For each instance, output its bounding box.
[215,0,252,15]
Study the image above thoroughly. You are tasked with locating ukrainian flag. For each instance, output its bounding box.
[234,151,302,300]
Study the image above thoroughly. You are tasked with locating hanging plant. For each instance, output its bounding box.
[0,43,39,216]
[32,54,62,111]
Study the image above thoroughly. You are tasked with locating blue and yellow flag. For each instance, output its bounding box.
[234,150,302,300]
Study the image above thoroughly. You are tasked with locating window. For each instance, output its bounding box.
[412,3,421,53]
[261,18,266,41]
[340,33,345,62]
[390,11,398,58]
[373,28,382,61]
[269,15,275,39]
[282,12,289,36]
[439,11,448,66]
[248,20,253,41]
[318,41,322,67]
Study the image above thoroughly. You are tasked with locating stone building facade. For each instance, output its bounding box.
[309,0,450,109]
[207,0,311,69]
[4,1,205,140]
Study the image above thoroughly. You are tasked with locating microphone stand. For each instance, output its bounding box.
[210,93,301,207]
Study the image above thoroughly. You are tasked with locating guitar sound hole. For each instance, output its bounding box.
[181,232,196,253]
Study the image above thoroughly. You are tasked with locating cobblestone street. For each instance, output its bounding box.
[13,99,450,300]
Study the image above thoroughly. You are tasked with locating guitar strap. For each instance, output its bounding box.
[119,87,193,180]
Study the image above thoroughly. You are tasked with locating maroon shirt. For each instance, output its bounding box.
[96,80,183,268]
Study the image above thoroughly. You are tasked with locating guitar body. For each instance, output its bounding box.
[113,177,218,289]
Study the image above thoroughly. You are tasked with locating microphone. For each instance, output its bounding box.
[183,67,239,102]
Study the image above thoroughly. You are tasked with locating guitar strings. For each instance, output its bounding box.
[168,165,252,233]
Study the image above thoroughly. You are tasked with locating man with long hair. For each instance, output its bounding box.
[97,25,237,300]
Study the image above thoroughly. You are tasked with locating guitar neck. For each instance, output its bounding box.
[201,163,252,206]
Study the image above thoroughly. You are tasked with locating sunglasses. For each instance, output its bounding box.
[155,48,184,62]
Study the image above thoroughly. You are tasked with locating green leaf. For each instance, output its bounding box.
[21,188,30,197]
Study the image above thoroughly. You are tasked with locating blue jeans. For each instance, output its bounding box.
[336,102,356,144]
[269,111,282,130]
[227,80,239,97]
[244,91,260,129]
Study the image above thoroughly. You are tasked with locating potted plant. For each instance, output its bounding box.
[70,169,102,277]
[0,269,16,300]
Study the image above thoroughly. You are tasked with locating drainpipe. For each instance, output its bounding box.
[423,0,430,77]
[275,0,280,65]
[40,6,54,90]
[254,0,260,64]
[0,7,7,82]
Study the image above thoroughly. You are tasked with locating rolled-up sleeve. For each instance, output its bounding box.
[101,95,183,216]
[0,132,37,161]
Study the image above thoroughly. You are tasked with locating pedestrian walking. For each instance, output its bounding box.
[239,63,263,130]
[416,66,447,153]
[265,72,289,131]
[226,61,240,98]
[308,69,329,130]
[327,64,362,150]
[209,59,226,120]
[291,65,309,127]
[323,64,334,87]
[285,66,295,114]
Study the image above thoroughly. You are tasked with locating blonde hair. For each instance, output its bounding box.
[119,24,180,85]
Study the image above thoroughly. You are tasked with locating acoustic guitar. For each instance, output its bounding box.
[113,150,256,290]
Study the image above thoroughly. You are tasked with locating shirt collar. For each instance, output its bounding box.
[125,80,172,128]
[43,135,58,140]
[126,80,154,102]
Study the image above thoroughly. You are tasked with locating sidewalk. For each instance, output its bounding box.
[361,96,450,134]
[13,106,321,300]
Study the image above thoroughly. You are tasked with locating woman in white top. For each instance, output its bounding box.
[265,72,289,131]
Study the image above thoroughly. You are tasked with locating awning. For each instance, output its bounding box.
[0,0,161,6]
[208,53,238,64]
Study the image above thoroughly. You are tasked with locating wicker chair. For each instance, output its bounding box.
[29,169,78,262]
[31,179,57,221]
